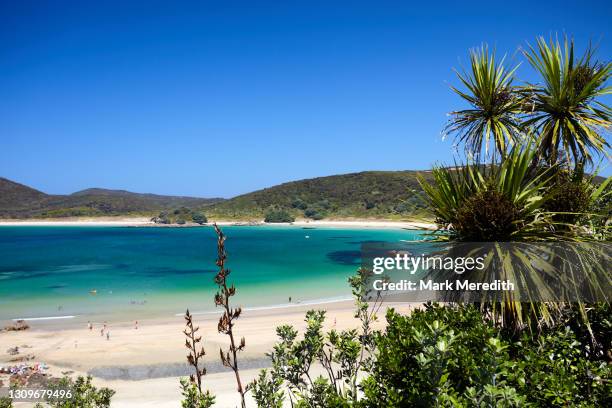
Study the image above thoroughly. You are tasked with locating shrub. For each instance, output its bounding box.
[179,378,214,408]
[250,269,380,407]
[45,376,114,408]
[291,198,308,210]
[191,212,207,225]
[317,199,331,210]
[361,303,611,408]
[510,326,611,407]
[362,303,507,406]
[364,199,375,210]
[0,397,12,408]
[264,208,295,223]
[249,370,284,408]
[304,207,325,220]
[152,211,170,224]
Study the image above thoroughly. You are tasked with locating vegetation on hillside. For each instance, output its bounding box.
[0,178,222,219]
[151,207,208,225]
[206,171,432,220]
[264,208,295,223]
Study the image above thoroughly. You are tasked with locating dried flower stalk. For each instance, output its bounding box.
[183,309,207,391]
[213,223,247,408]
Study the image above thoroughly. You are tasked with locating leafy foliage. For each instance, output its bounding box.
[207,171,432,220]
[445,45,524,160]
[264,208,295,223]
[419,144,556,241]
[250,269,382,407]
[191,212,208,225]
[152,207,208,224]
[521,36,611,166]
[45,376,114,408]
[362,303,611,408]
[249,370,284,408]
[179,378,215,408]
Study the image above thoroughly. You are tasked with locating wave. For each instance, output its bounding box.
[11,315,77,321]
[174,295,352,317]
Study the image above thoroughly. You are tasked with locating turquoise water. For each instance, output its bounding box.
[0,225,424,322]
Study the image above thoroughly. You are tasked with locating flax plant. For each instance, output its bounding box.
[419,143,556,241]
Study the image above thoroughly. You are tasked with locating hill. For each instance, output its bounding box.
[0,178,223,218]
[0,178,48,210]
[206,170,434,220]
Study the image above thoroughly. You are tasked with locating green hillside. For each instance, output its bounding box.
[206,170,434,220]
[0,178,223,218]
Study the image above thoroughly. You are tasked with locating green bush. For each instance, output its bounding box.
[291,198,308,210]
[45,376,115,408]
[0,397,12,408]
[191,212,207,225]
[179,378,215,408]
[304,207,325,220]
[510,326,610,407]
[361,303,611,408]
[264,208,295,223]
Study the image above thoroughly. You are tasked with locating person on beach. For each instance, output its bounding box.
[289,296,292,303]
[88,321,92,331]
[100,328,104,337]
[134,320,138,330]
[106,331,110,340]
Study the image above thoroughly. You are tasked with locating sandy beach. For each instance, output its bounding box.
[0,301,416,407]
[0,217,437,230]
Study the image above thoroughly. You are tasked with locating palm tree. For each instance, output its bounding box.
[522,36,611,167]
[445,45,524,161]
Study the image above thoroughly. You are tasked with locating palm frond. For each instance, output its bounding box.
[521,36,611,166]
[445,45,524,160]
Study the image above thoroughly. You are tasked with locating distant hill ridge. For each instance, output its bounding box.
[206,170,433,219]
[0,171,432,219]
[0,177,223,218]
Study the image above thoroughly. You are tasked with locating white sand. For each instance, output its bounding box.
[1,301,416,407]
[0,217,436,230]
[0,217,153,226]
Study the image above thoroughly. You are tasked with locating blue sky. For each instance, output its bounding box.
[1,1,610,197]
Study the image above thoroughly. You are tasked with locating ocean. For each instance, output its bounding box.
[0,225,425,322]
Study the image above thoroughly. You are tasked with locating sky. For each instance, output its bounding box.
[1,0,610,198]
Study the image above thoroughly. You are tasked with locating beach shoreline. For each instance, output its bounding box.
[0,217,437,230]
[0,300,417,407]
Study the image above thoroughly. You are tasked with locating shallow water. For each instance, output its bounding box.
[0,225,424,321]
